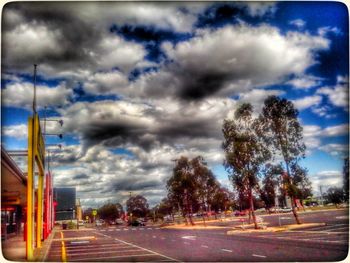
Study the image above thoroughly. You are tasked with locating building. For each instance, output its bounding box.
[53,187,76,221]
[1,147,27,240]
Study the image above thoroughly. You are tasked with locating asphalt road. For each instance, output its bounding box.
[46,209,348,262]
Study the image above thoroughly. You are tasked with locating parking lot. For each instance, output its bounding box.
[46,228,177,262]
[237,223,349,246]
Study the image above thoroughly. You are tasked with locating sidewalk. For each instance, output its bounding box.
[1,227,57,262]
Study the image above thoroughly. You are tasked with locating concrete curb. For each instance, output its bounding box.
[227,222,327,235]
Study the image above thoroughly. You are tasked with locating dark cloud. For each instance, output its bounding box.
[112,178,163,192]
[2,2,99,72]
[73,173,89,180]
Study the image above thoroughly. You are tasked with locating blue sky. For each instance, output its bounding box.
[1,1,348,208]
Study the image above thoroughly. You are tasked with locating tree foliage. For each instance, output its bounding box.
[260,96,306,224]
[222,103,270,229]
[98,202,123,221]
[166,156,220,225]
[325,187,344,206]
[126,195,149,218]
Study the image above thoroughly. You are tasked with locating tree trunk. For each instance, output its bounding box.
[285,161,301,225]
[249,188,258,229]
[291,196,301,224]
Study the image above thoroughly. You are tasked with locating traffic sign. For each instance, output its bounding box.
[92,210,97,216]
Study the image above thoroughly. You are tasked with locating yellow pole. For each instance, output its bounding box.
[36,173,43,248]
[26,117,34,260]
[60,231,67,262]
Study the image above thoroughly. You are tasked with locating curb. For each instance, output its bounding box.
[227,222,327,235]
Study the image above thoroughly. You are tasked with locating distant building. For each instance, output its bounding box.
[76,198,82,221]
[54,188,76,221]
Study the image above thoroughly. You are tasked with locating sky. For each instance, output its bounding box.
[1,1,349,209]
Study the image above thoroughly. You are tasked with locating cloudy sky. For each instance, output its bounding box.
[1,1,348,208]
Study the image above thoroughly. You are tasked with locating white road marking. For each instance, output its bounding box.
[113,237,179,262]
[171,239,176,242]
[156,227,161,229]
[148,228,152,230]
[252,254,267,258]
[181,236,196,240]
[336,216,348,219]
[153,236,157,238]
[70,240,90,244]
[221,249,232,253]
[124,228,129,231]
[161,237,166,240]
[184,242,190,245]
[70,253,157,261]
[201,245,208,248]
[116,229,121,231]
[100,230,106,232]
[67,249,144,256]
[132,228,136,231]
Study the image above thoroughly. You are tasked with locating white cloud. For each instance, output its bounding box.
[322,124,348,137]
[287,75,322,89]
[318,26,342,36]
[317,75,349,110]
[310,170,343,195]
[84,70,129,95]
[2,124,28,139]
[319,144,349,158]
[289,19,306,28]
[3,22,65,63]
[293,95,322,110]
[2,81,73,109]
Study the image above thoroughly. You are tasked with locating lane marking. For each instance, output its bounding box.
[148,228,152,230]
[67,248,144,256]
[184,242,190,245]
[161,237,166,240]
[53,236,96,241]
[201,245,208,248]
[156,227,161,229]
[252,254,266,258]
[153,236,157,238]
[221,249,232,253]
[70,240,90,244]
[113,237,179,262]
[69,253,158,261]
[181,236,196,240]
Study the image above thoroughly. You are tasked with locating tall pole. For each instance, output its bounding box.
[26,117,35,260]
[33,64,37,114]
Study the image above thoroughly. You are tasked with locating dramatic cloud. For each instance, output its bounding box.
[58,98,237,152]
[155,24,328,100]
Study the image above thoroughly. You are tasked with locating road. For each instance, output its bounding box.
[46,209,348,262]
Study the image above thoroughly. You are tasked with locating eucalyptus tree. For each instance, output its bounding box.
[259,164,284,212]
[222,103,271,229]
[290,163,312,210]
[166,156,197,225]
[191,156,220,213]
[260,96,306,224]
